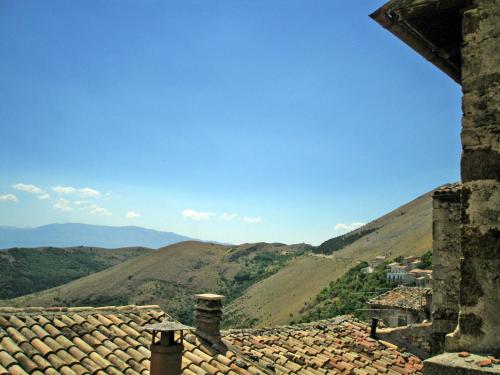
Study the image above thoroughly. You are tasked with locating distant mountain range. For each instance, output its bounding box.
[0,223,192,249]
[3,187,436,328]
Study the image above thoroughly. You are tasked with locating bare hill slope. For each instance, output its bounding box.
[3,241,308,324]
[4,188,435,328]
[224,189,433,327]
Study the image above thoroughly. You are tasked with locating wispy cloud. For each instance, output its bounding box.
[13,183,45,195]
[0,194,18,203]
[88,205,111,215]
[243,216,262,224]
[220,213,237,221]
[74,200,90,205]
[182,209,215,221]
[77,203,111,216]
[52,186,76,194]
[53,198,73,212]
[79,187,100,197]
[334,222,365,231]
[125,210,140,219]
[9,182,107,215]
[52,186,101,198]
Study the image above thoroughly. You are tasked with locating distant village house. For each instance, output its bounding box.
[386,255,432,287]
[367,286,432,327]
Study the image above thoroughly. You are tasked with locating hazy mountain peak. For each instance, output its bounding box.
[0,223,192,249]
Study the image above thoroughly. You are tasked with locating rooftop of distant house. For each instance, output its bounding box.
[409,269,432,275]
[0,305,425,374]
[367,287,432,311]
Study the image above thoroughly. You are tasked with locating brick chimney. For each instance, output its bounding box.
[195,293,224,347]
[144,320,193,375]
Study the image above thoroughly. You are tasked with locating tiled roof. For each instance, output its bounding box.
[0,305,262,375]
[224,316,423,374]
[367,287,431,311]
[408,269,432,275]
[0,306,424,374]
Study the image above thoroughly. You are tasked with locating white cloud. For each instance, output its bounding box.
[220,213,237,221]
[53,198,73,212]
[12,183,45,195]
[243,216,262,224]
[52,185,76,194]
[79,187,100,197]
[0,194,18,203]
[73,200,89,205]
[38,194,50,200]
[88,205,111,215]
[52,186,101,198]
[182,209,215,221]
[78,204,111,215]
[125,210,140,219]
[334,222,366,231]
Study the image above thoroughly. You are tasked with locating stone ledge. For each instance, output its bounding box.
[424,353,500,374]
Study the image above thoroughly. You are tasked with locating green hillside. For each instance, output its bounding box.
[313,228,377,255]
[299,250,432,323]
[0,246,152,300]
[3,242,307,325]
[298,261,390,323]
[224,188,434,328]
[3,188,436,329]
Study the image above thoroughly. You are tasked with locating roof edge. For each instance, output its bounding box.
[222,315,354,335]
[0,304,162,315]
[369,2,463,83]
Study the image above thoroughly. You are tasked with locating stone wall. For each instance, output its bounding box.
[445,0,500,355]
[371,306,425,328]
[377,323,433,359]
[431,185,462,354]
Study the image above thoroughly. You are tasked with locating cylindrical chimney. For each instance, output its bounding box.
[150,332,182,375]
[195,293,224,347]
[144,320,193,375]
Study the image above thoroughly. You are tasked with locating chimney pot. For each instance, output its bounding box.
[150,342,182,375]
[144,320,193,375]
[195,293,224,347]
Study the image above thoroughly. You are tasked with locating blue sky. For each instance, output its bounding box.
[0,0,461,245]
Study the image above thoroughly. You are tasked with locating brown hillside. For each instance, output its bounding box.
[5,188,435,328]
[4,241,307,324]
[224,189,434,327]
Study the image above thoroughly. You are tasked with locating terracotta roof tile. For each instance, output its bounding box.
[0,306,423,374]
[224,316,423,374]
[367,286,431,311]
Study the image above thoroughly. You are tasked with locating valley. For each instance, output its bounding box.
[0,188,435,328]
[0,246,152,300]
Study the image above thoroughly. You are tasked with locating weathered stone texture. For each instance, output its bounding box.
[377,322,433,359]
[460,0,500,183]
[444,0,500,356]
[424,353,500,374]
[431,185,462,354]
[446,180,500,354]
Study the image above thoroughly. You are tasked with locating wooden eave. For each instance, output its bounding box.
[370,0,471,84]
